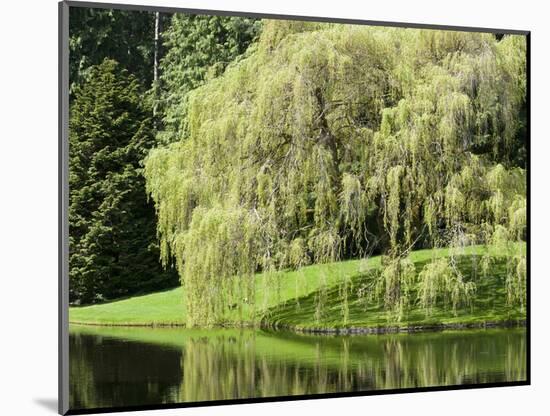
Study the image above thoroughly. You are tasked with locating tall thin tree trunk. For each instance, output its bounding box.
[153,11,160,86]
[153,11,163,124]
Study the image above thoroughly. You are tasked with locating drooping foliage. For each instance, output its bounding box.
[156,13,261,143]
[69,59,178,304]
[144,21,527,326]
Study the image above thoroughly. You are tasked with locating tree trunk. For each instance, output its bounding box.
[153,12,160,86]
[153,12,163,124]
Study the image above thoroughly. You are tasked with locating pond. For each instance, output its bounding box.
[69,325,526,411]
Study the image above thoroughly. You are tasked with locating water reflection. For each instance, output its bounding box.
[69,326,526,411]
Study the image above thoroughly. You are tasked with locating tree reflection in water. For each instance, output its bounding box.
[69,327,526,411]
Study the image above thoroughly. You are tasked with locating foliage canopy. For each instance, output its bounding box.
[69,8,158,93]
[156,14,261,144]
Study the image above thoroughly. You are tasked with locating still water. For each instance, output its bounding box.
[69,325,526,411]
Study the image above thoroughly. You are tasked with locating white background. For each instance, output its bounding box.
[0,0,548,415]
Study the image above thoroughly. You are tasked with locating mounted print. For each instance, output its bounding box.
[58,1,530,414]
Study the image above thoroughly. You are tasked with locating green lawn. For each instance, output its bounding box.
[69,244,526,329]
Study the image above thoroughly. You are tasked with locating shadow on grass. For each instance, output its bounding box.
[70,285,182,308]
[263,254,522,329]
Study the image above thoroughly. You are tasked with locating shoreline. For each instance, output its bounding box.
[265,319,526,335]
[68,318,526,335]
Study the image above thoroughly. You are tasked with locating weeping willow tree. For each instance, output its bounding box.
[145,21,527,327]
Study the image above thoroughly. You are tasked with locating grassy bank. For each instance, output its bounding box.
[69,244,526,329]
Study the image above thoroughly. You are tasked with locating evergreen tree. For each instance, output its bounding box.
[69,7,163,94]
[157,14,261,143]
[69,59,178,304]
